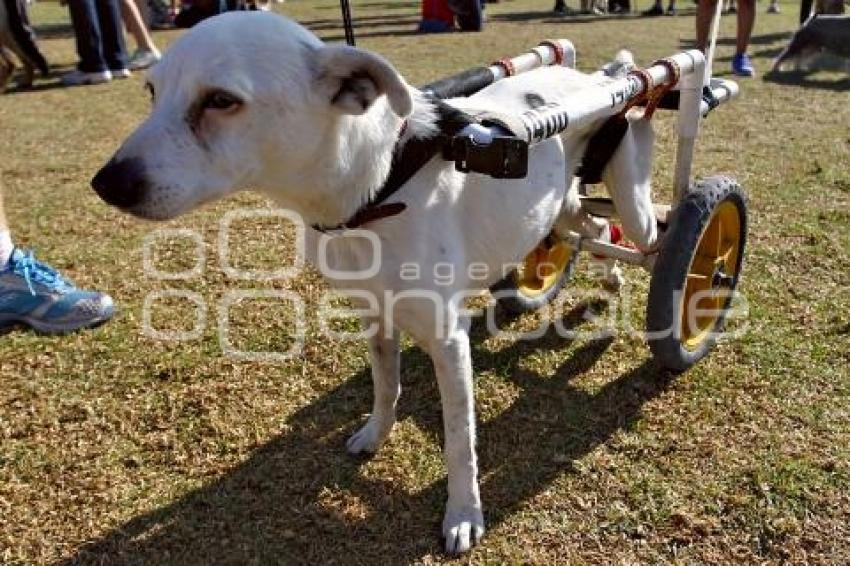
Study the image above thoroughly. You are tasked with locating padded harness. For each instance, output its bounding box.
[314,59,692,232]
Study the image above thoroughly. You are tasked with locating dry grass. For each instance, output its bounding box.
[1,0,849,563]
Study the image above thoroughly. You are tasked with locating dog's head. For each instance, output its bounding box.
[91,12,412,220]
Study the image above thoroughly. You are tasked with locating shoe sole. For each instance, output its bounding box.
[129,60,159,71]
[0,313,114,334]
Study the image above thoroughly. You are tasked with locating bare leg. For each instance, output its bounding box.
[0,185,13,266]
[735,0,755,54]
[0,184,8,232]
[696,0,719,51]
[346,320,401,454]
[133,0,150,25]
[120,0,158,52]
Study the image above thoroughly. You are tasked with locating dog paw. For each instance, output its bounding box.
[345,416,392,455]
[443,505,485,555]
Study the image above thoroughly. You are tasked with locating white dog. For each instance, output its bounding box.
[92,12,657,554]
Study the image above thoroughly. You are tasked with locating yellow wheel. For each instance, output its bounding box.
[681,200,743,350]
[647,177,747,371]
[492,235,578,314]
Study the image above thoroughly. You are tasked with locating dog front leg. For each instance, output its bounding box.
[19,62,34,89]
[430,328,484,554]
[0,47,15,93]
[346,320,401,455]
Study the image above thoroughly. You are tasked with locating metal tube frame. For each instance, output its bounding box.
[422,39,577,100]
[449,43,740,269]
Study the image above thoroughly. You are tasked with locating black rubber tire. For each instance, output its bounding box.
[491,242,578,315]
[646,176,747,371]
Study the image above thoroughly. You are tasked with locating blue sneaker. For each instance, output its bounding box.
[732,53,755,77]
[0,248,114,333]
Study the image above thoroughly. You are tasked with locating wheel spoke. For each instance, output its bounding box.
[718,242,736,264]
[685,271,711,301]
[714,215,724,258]
[690,255,716,278]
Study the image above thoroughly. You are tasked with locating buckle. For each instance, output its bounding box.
[448,134,528,179]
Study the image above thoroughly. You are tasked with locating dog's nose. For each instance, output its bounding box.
[91,158,149,209]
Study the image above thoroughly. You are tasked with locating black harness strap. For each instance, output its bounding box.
[313,99,476,233]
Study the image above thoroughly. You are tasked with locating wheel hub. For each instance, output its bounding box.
[711,262,735,289]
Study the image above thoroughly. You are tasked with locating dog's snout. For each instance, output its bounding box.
[91,158,149,209]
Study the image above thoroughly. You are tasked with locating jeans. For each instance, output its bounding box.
[2,0,49,74]
[67,0,128,72]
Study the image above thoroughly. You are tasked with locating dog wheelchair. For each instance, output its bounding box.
[420,40,747,372]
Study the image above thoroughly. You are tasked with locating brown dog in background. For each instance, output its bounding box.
[0,0,48,91]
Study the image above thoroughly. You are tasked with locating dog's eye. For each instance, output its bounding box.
[203,91,242,112]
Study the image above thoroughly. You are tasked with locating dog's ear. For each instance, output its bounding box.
[314,45,413,118]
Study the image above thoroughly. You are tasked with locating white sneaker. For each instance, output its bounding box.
[61,69,112,86]
[111,68,132,79]
[128,49,161,71]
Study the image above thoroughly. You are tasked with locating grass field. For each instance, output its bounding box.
[1,0,849,563]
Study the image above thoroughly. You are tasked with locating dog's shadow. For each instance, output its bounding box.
[66,302,674,564]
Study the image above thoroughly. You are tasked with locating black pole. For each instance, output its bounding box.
[340,0,356,46]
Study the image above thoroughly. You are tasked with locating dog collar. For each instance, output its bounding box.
[312,98,476,234]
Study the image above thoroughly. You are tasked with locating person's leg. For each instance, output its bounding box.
[721,0,756,75]
[94,0,129,72]
[696,0,718,51]
[6,0,49,75]
[735,0,755,54]
[0,189,12,268]
[642,0,664,15]
[0,186,115,331]
[67,0,108,72]
[133,0,150,25]
[120,0,161,68]
[120,0,157,52]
